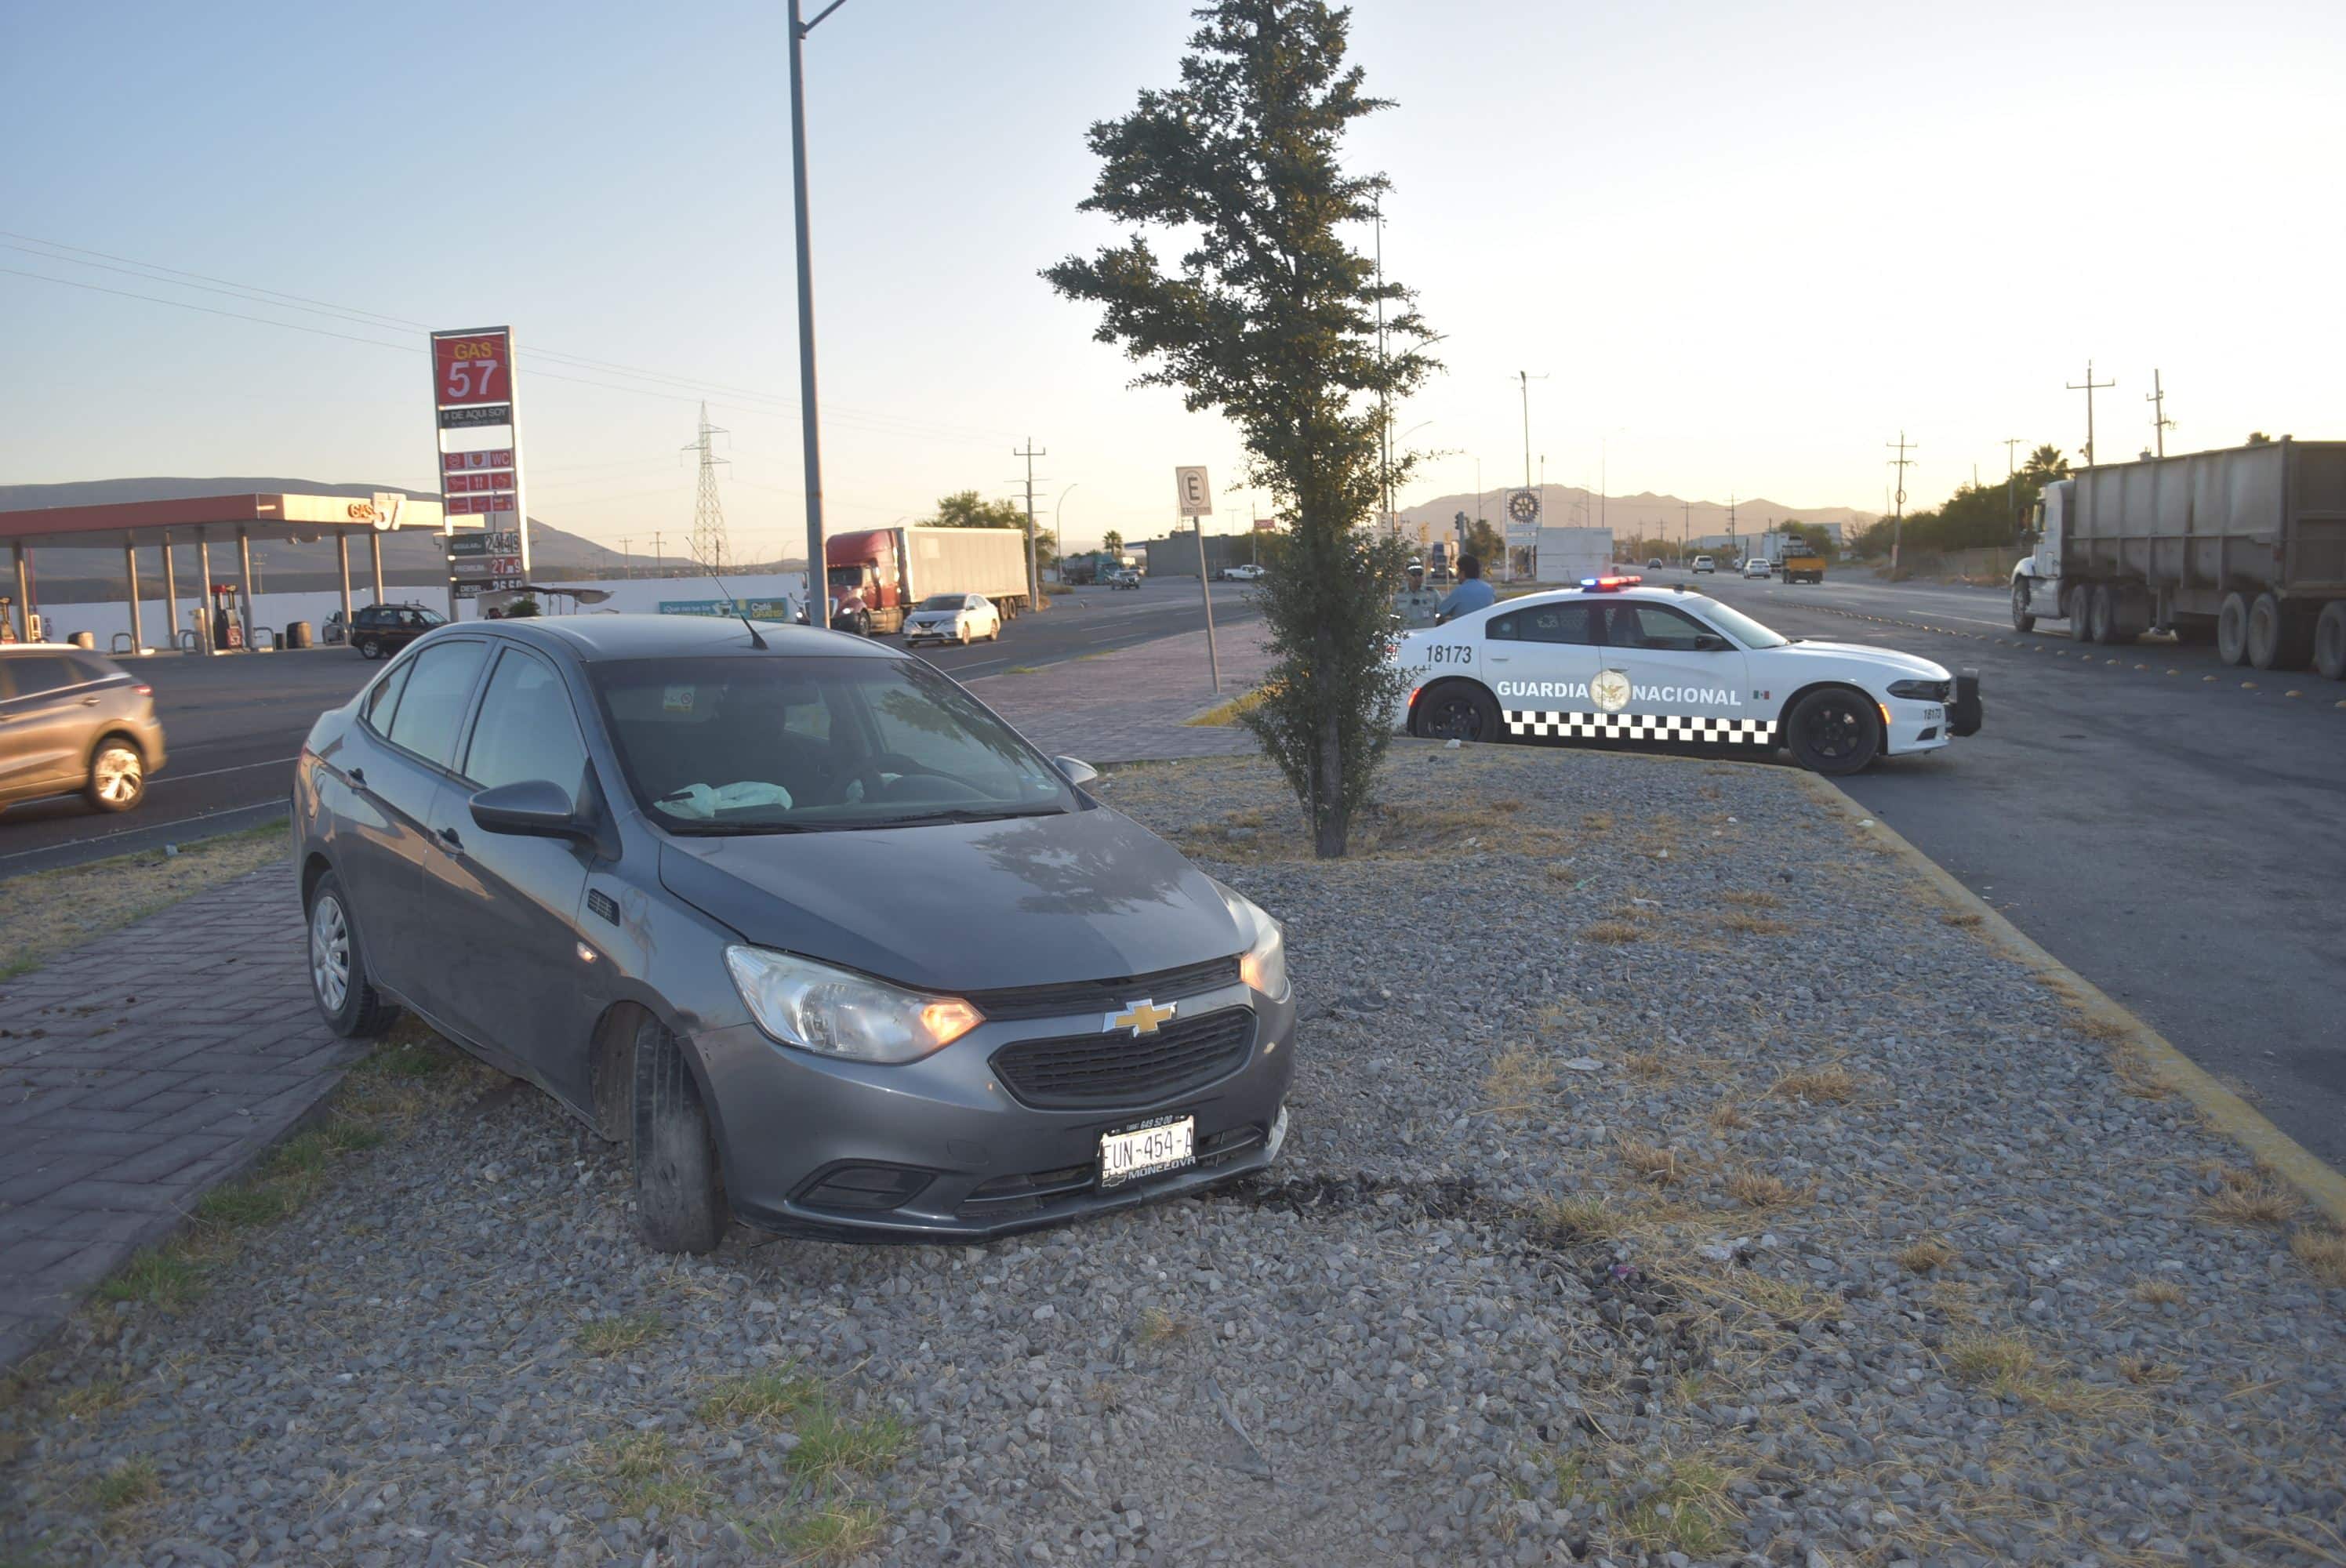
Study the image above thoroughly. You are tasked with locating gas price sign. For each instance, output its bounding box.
[428,329,528,591]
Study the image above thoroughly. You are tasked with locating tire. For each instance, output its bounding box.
[2217,592,2251,666]
[356,637,382,661]
[1413,681,1502,743]
[2246,592,2293,670]
[632,1015,728,1255]
[2315,602,2346,682]
[305,871,401,1039]
[2010,580,2036,633]
[2065,583,2091,635]
[2089,583,2134,645]
[85,737,146,812]
[1785,687,1881,775]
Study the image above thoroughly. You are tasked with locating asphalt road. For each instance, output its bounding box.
[0,579,1255,878]
[1685,568,2346,1170]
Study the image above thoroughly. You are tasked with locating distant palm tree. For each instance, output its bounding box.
[1102,529,1124,554]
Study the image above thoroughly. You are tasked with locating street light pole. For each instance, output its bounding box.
[1053,483,1078,572]
[787,0,852,628]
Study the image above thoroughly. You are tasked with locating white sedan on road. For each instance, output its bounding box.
[902,593,1003,645]
[1391,576,1979,774]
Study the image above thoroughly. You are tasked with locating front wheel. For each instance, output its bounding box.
[1785,688,1881,775]
[356,637,382,660]
[86,739,145,812]
[1413,681,1501,743]
[632,1016,729,1255]
[2010,580,2036,633]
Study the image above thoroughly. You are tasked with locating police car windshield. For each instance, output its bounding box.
[1688,597,1789,650]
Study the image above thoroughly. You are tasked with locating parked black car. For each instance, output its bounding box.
[347,603,447,660]
[0,645,166,814]
[291,615,1296,1254]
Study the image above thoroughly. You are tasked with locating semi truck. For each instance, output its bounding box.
[2009,439,2346,678]
[1756,531,1825,583]
[823,526,1034,636]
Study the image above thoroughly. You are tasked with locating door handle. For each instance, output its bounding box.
[82,695,102,706]
[346,766,367,789]
[437,826,463,851]
[1489,655,1510,663]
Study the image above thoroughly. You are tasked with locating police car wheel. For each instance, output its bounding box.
[1416,682,1498,743]
[1786,688,1879,775]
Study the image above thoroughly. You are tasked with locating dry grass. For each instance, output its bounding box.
[2288,1226,2346,1287]
[1767,1064,1858,1104]
[1622,1050,1676,1084]
[2110,1049,2174,1102]
[1581,809,1616,833]
[1938,911,1985,928]
[1483,1044,1560,1120]
[697,1370,822,1425]
[586,1431,712,1517]
[1583,920,1647,945]
[1527,1194,1628,1245]
[1703,1271,1839,1327]
[1618,1139,1691,1186]
[1135,1307,1192,1346]
[92,1456,160,1515]
[1897,1237,1959,1275]
[2119,1356,2179,1386]
[1720,889,1781,909]
[2201,1165,2301,1229]
[1182,684,1273,728]
[1721,1169,1800,1210]
[1943,1331,2148,1417]
[1178,797,1568,862]
[1706,1096,1751,1131]
[2130,1276,2188,1307]
[1719,911,1794,937]
[0,822,286,982]
[576,1311,668,1358]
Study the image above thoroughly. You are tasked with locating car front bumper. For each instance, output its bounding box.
[1883,671,1980,755]
[690,982,1298,1242]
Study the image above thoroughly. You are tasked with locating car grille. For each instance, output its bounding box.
[990,1006,1255,1110]
[964,955,1242,1022]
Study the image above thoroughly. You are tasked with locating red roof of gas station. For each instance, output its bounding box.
[0,493,458,550]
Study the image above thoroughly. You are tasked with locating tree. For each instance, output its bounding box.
[1464,518,1508,570]
[2246,431,2273,446]
[927,490,1030,532]
[1102,529,1124,554]
[1046,0,1433,857]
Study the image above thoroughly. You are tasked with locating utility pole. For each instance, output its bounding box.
[1375,195,1391,534]
[1011,438,1047,606]
[619,535,633,581]
[1885,433,1917,574]
[684,402,732,573]
[651,529,665,579]
[787,0,853,627]
[2067,359,2115,467]
[2003,437,2024,535]
[2147,368,2174,459]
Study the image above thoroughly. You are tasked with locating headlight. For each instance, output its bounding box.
[1216,884,1291,1004]
[1887,678,1951,701]
[723,946,981,1065]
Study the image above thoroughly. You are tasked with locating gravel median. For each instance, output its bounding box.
[4,743,2341,1567]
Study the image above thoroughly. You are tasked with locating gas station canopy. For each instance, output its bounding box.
[0,492,453,550]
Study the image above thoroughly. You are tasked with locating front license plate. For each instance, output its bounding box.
[1099,1116,1196,1188]
[1923,706,1944,721]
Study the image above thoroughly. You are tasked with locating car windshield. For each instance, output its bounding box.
[917,595,964,612]
[825,565,862,588]
[589,655,1078,833]
[1687,597,1789,649]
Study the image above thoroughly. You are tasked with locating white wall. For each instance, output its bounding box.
[28,572,812,652]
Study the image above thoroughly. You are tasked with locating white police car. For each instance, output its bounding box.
[1393,576,1979,775]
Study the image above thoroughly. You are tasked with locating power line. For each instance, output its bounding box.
[684,403,733,574]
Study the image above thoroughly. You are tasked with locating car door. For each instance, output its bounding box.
[1484,601,1601,739]
[416,644,602,1104]
[1592,601,1757,746]
[0,652,100,800]
[337,638,492,1000]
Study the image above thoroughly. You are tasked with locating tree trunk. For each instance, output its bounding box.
[1313,707,1348,857]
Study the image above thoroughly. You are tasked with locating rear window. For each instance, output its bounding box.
[383,641,488,767]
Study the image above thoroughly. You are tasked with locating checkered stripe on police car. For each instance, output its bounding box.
[1504,711,1778,744]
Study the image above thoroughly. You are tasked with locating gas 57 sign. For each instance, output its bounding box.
[433,330,511,407]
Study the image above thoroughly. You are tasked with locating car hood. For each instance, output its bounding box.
[656,805,1244,993]
[1770,640,1950,681]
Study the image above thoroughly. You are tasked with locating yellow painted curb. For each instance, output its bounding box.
[1793,771,2346,1226]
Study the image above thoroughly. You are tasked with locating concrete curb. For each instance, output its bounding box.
[1794,770,2346,1227]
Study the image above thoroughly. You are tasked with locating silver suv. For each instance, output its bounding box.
[0,646,168,814]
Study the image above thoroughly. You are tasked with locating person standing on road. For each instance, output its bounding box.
[1436,554,1495,621]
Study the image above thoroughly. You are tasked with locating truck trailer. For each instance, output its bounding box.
[2010,439,2346,678]
[823,526,1034,636]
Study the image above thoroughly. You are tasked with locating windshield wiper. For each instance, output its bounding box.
[659,819,832,836]
[863,805,1070,829]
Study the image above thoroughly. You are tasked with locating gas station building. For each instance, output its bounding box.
[0,492,459,652]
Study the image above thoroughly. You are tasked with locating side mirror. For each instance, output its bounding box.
[470,779,591,840]
[1693,633,1733,653]
[1053,756,1100,786]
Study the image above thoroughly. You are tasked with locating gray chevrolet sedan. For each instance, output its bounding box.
[292,615,1295,1252]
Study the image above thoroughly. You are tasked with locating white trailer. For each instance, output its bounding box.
[1532,527,1614,584]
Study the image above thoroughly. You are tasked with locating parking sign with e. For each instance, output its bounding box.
[1175,466,1213,516]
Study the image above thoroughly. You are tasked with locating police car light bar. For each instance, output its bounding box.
[1578,575,1643,591]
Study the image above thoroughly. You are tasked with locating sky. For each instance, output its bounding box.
[5,0,2342,561]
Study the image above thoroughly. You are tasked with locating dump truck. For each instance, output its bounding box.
[823,526,1034,636]
[2009,439,2346,677]
[1758,531,1826,584]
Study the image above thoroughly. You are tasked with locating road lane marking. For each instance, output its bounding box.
[152,757,300,786]
[0,797,288,867]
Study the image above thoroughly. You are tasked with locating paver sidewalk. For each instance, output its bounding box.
[965,619,1274,762]
[0,869,350,1370]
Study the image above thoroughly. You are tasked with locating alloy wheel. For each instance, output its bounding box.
[92,746,143,805]
[1802,699,1867,762]
[310,895,351,1013]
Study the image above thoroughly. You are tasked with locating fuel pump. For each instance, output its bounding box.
[207,583,245,651]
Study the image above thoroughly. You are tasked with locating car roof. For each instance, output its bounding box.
[492,612,900,662]
[1484,585,1726,613]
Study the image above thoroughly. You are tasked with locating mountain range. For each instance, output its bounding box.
[1397,485,1874,545]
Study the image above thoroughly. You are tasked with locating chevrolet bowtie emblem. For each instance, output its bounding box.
[1106,998,1177,1036]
